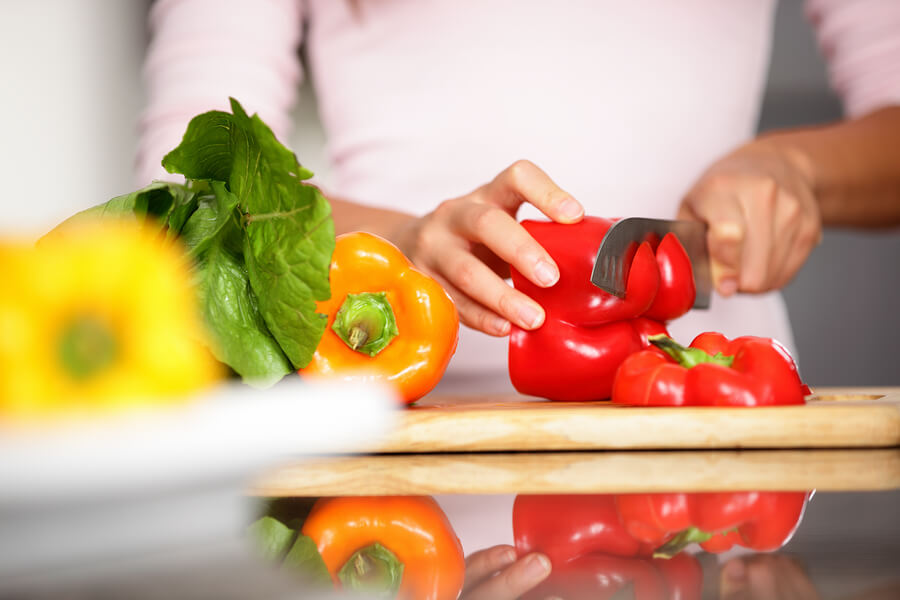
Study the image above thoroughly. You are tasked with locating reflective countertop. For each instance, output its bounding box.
[5,449,898,600]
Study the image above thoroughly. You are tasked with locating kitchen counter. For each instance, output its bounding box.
[6,387,900,599]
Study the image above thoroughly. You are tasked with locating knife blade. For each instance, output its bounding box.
[590,217,712,309]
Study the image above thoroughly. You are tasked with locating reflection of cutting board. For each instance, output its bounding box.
[374,387,900,453]
[251,449,900,496]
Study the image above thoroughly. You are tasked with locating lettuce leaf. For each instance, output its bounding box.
[46,181,193,240]
[44,99,334,386]
[163,98,333,371]
[185,185,292,385]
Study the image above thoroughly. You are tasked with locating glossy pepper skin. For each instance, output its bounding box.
[522,552,703,600]
[514,495,658,566]
[612,332,808,407]
[301,496,465,600]
[514,492,808,599]
[616,491,809,554]
[509,217,695,401]
[300,232,458,404]
[514,495,702,600]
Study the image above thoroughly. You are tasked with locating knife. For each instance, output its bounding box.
[590,217,712,309]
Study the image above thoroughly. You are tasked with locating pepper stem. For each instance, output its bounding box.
[332,292,399,357]
[648,334,734,369]
[653,526,714,559]
[337,542,404,597]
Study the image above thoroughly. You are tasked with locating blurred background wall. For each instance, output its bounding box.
[1,0,896,385]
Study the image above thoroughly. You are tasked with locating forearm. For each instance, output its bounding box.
[328,196,416,243]
[758,106,900,228]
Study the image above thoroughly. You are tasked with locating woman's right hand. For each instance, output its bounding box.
[395,160,584,336]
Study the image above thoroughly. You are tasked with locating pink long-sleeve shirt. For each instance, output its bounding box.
[138,0,900,385]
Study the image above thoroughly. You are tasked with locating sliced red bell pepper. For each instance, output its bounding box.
[612,333,808,407]
[616,491,809,555]
[509,217,696,401]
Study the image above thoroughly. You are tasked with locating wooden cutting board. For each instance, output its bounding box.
[371,387,900,452]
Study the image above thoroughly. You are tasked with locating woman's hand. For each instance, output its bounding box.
[678,141,822,296]
[395,160,584,336]
[460,545,551,600]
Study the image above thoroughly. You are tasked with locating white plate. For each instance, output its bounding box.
[0,378,398,580]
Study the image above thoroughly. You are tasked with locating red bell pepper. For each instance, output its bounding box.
[616,491,809,555]
[612,332,808,407]
[509,217,696,401]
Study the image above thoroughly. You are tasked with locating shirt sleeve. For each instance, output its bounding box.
[806,0,900,117]
[136,0,304,185]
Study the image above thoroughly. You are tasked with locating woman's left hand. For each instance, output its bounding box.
[459,545,551,600]
[678,140,822,297]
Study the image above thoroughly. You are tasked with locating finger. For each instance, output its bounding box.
[682,189,745,296]
[434,246,546,330]
[771,197,822,290]
[462,553,551,600]
[429,271,512,336]
[771,227,819,290]
[767,190,803,291]
[736,180,777,293]
[462,546,517,593]
[450,203,560,287]
[491,159,583,223]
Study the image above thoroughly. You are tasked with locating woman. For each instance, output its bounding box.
[138,1,900,596]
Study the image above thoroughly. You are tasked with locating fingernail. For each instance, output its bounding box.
[498,548,517,567]
[723,558,746,583]
[559,198,583,221]
[534,260,559,286]
[517,302,544,329]
[524,553,551,580]
[493,317,511,335]
[718,278,738,296]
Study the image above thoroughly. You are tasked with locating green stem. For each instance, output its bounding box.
[653,526,714,559]
[331,292,399,357]
[648,334,734,369]
[337,542,404,598]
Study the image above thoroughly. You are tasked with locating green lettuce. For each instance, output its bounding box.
[44,99,334,387]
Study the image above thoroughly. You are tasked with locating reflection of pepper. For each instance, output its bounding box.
[509,217,695,401]
[514,494,702,600]
[616,491,809,554]
[300,496,465,600]
[299,232,459,404]
[612,332,808,406]
[522,553,703,600]
[514,495,657,565]
[515,491,809,598]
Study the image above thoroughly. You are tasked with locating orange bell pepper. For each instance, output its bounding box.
[299,232,458,404]
[301,496,465,600]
